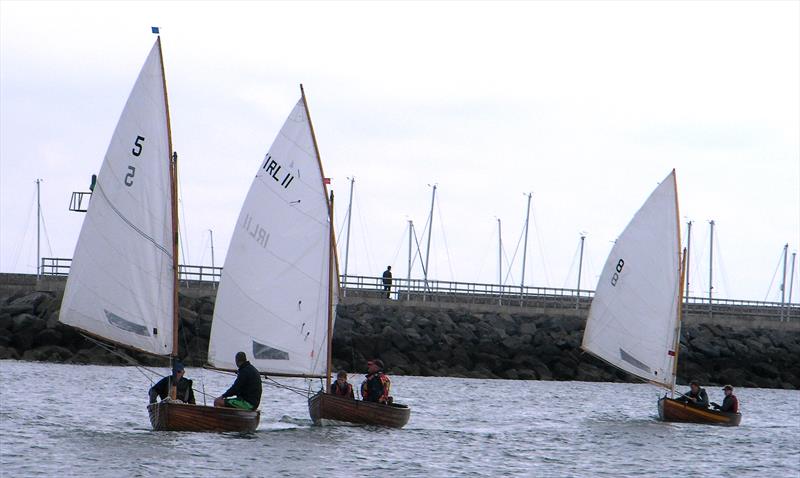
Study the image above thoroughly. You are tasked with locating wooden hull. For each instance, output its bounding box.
[308,391,411,428]
[657,397,741,426]
[147,401,260,432]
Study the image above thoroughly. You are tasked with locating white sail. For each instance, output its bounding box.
[209,98,336,376]
[581,171,681,388]
[59,40,174,356]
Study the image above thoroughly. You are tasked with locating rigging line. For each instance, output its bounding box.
[197,233,209,266]
[353,192,374,274]
[474,221,495,283]
[763,249,784,301]
[562,240,581,289]
[336,206,349,249]
[80,334,162,385]
[531,205,551,286]
[178,198,189,268]
[435,197,455,281]
[412,226,426,276]
[39,208,55,258]
[504,224,525,285]
[502,244,515,285]
[389,225,406,267]
[262,376,308,397]
[712,227,731,298]
[10,188,36,271]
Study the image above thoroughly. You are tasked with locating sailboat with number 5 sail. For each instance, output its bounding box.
[581,170,741,426]
[59,34,258,432]
[209,86,410,428]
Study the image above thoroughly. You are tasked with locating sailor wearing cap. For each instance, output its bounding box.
[149,360,195,404]
[712,385,739,413]
[361,359,392,404]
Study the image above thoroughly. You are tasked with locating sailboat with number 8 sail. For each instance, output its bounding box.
[59,33,259,432]
[581,170,741,426]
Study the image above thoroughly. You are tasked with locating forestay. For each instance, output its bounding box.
[59,40,174,356]
[581,171,681,388]
[209,98,336,376]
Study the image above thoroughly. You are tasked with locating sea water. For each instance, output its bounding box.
[1,360,798,477]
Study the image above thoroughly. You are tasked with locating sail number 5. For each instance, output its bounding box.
[125,135,146,186]
[610,259,625,286]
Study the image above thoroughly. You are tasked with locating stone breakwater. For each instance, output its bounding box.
[1,289,798,389]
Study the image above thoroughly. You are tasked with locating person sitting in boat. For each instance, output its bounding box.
[361,359,391,404]
[331,371,354,398]
[678,380,709,408]
[149,361,195,404]
[214,351,262,410]
[711,384,739,413]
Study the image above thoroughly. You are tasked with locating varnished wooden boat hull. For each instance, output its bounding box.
[657,397,741,426]
[308,391,411,428]
[147,401,260,432]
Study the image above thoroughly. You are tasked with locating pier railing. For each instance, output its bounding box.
[39,258,797,319]
[40,257,221,284]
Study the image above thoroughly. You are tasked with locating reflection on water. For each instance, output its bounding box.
[1,360,798,477]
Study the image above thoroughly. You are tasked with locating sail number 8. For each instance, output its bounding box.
[125,135,146,186]
[610,259,625,286]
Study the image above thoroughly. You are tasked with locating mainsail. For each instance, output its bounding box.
[581,170,681,388]
[208,96,337,376]
[59,40,174,356]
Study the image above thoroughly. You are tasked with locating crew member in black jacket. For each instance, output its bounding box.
[214,351,262,410]
[678,380,709,408]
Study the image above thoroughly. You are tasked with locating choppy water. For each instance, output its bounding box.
[1,360,798,477]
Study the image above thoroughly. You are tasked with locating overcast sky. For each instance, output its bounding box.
[1,1,798,303]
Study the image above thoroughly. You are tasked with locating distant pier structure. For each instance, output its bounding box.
[5,257,796,323]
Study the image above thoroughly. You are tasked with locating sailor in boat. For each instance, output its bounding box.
[360,359,392,404]
[677,380,710,408]
[149,361,195,404]
[711,385,739,413]
[330,371,355,398]
[214,352,262,411]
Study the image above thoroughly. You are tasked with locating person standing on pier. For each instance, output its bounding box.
[382,266,393,299]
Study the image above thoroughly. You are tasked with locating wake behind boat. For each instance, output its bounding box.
[581,170,741,426]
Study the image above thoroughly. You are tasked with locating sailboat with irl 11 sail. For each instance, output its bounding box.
[209,85,410,428]
[59,34,258,432]
[581,170,741,426]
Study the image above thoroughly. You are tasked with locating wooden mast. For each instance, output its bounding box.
[299,84,335,393]
[157,35,180,397]
[670,169,684,397]
[325,192,335,393]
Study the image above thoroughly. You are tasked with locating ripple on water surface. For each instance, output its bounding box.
[1,361,798,477]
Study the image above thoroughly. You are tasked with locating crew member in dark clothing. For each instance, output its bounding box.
[360,359,391,404]
[712,385,739,413]
[214,351,262,410]
[149,361,195,404]
[678,380,709,408]
[382,266,393,299]
[330,371,354,398]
